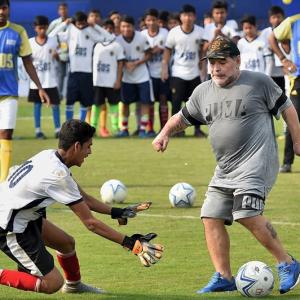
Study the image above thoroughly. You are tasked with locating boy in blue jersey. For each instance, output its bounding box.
[0,0,50,181]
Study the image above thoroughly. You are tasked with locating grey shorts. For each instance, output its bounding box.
[200,186,266,225]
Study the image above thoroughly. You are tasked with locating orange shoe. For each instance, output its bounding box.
[99,128,110,138]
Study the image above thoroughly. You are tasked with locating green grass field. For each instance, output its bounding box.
[0,99,300,299]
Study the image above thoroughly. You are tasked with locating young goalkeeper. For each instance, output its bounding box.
[0,120,163,294]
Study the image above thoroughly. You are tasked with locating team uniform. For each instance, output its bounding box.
[141,28,169,100]
[116,31,151,105]
[92,39,124,105]
[260,27,286,92]
[91,39,125,134]
[273,14,300,168]
[0,21,31,129]
[28,37,60,104]
[180,71,291,224]
[0,150,83,276]
[237,36,267,73]
[47,17,69,99]
[28,36,61,138]
[49,23,113,120]
[165,25,204,115]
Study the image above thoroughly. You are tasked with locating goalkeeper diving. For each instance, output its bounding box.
[0,120,163,295]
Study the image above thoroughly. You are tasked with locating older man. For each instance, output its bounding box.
[153,36,300,295]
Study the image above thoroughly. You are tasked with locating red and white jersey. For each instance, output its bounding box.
[203,23,239,42]
[29,36,58,89]
[93,39,125,88]
[0,150,82,233]
[238,36,267,73]
[49,23,113,73]
[116,31,150,84]
[141,27,168,78]
[165,25,204,80]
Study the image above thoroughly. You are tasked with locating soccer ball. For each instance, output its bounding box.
[169,182,196,207]
[236,261,274,297]
[100,179,127,204]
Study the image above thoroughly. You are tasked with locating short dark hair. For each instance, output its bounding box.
[212,0,228,11]
[204,12,212,19]
[89,9,101,17]
[58,120,95,151]
[120,15,135,26]
[102,18,115,28]
[181,4,196,14]
[58,2,67,8]
[73,11,87,23]
[144,8,159,19]
[268,6,285,18]
[158,10,169,22]
[241,15,256,27]
[0,0,10,7]
[108,10,119,18]
[168,12,180,22]
[34,15,49,26]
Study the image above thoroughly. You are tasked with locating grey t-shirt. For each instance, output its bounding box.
[181,70,292,196]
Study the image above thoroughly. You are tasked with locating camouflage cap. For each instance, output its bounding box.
[201,35,240,61]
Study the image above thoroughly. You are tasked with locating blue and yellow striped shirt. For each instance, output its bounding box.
[0,21,31,96]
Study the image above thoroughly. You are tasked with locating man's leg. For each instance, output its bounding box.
[238,215,300,294]
[238,216,291,263]
[0,265,63,294]
[0,129,13,182]
[0,219,63,294]
[281,89,300,172]
[197,187,236,294]
[203,218,232,280]
[42,219,105,294]
[0,98,17,182]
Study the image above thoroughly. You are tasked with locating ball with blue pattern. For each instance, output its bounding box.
[169,182,196,208]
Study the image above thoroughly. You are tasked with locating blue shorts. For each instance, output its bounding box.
[121,81,152,105]
[151,77,170,101]
[67,72,94,107]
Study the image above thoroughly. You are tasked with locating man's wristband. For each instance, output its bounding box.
[111,207,124,219]
[122,235,135,250]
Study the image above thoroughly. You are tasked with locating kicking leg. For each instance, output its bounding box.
[238,215,300,294]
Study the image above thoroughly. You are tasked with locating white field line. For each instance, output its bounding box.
[59,209,300,226]
[138,213,300,226]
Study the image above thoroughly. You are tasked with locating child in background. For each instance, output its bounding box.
[91,19,124,136]
[28,15,61,139]
[238,15,267,73]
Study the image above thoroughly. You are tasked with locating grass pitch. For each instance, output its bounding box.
[0,99,300,299]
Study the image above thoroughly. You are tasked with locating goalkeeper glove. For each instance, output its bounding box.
[122,233,164,267]
[111,201,152,225]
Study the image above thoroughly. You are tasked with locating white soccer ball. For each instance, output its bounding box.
[169,182,196,207]
[100,179,127,204]
[236,261,274,297]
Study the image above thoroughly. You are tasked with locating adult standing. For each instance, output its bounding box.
[269,14,300,173]
[0,0,49,182]
[153,36,300,295]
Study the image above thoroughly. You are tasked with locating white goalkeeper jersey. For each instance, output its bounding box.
[49,23,113,73]
[238,36,267,73]
[141,27,168,78]
[116,31,150,84]
[0,150,82,233]
[165,25,204,80]
[93,39,125,88]
[29,37,59,89]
